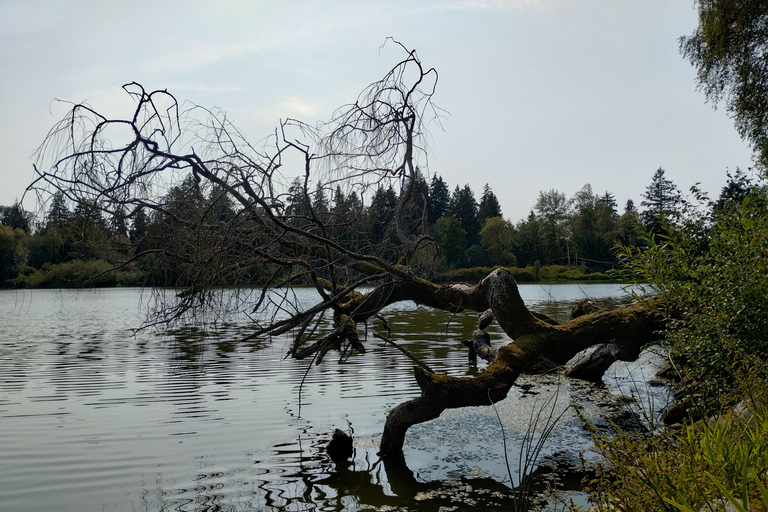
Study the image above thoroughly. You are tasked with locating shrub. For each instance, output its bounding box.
[584,380,768,512]
[20,259,146,288]
[433,266,536,283]
[617,192,768,414]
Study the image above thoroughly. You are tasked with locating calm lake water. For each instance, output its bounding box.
[0,284,668,512]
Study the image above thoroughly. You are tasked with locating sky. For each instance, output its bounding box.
[0,0,756,222]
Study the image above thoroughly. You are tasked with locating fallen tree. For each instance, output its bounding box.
[371,268,664,456]
[27,41,666,462]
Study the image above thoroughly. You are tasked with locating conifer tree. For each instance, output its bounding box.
[640,167,680,235]
[428,175,450,224]
[478,184,502,222]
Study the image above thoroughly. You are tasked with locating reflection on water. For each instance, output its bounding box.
[0,284,665,511]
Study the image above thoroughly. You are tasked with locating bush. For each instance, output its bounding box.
[19,259,146,288]
[617,193,768,414]
[431,265,609,284]
[585,380,768,512]
[433,266,536,283]
[536,265,611,282]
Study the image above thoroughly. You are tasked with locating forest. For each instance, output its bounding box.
[2,165,687,289]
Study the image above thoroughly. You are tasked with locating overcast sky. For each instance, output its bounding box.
[0,0,756,221]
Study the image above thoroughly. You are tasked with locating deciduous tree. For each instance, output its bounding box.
[681,0,768,170]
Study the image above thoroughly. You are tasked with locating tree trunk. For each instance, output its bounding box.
[378,267,664,457]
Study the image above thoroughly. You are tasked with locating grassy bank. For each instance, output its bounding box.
[433,264,612,284]
[4,261,614,289]
[11,259,146,288]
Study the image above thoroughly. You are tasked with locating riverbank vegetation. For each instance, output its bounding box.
[576,1,768,508]
[577,176,768,512]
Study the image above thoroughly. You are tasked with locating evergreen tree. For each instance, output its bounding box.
[312,183,330,221]
[428,175,450,225]
[163,174,205,223]
[511,211,545,268]
[110,206,129,238]
[209,184,236,223]
[448,184,480,246]
[366,186,397,244]
[432,216,466,268]
[402,169,430,237]
[71,199,109,260]
[714,168,764,210]
[285,177,311,225]
[330,187,363,250]
[46,191,71,230]
[0,201,32,232]
[477,184,502,222]
[598,191,618,215]
[129,207,148,245]
[640,167,680,235]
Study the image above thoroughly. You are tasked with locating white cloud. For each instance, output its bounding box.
[421,0,556,11]
[280,97,320,119]
[0,1,68,36]
[164,84,242,94]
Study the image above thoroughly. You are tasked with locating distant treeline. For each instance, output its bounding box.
[1,166,737,288]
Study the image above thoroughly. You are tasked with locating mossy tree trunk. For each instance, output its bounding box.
[372,268,664,458]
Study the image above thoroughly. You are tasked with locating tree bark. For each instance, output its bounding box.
[564,343,621,382]
[378,267,664,457]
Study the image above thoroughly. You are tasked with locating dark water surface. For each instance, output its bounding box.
[0,284,667,511]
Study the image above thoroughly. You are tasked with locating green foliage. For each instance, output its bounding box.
[536,265,610,282]
[618,191,768,412]
[0,224,29,286]
[512,211,545,268]
[434,265,536,284]
[680,0,768,171]
[0,201,33,232]
[448,184,480,246]
[585,387,768,512]
[431,265,609,284]
[366,185,398,243]
[428,174,450,224]
[535,189,572,264]
[478,183,503,222]
[8,172,640,289]
[432,215,467,269]
[19,259,145,288]
[640,167,681,236]
[570,184,622,268]
[480,216,517,267]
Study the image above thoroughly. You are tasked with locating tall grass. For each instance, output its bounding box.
[491,383,570,511]
[584,385,768,512]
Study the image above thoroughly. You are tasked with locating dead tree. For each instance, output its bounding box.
[28,41,665,461]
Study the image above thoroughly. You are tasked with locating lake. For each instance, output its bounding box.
[0,284,669,511]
